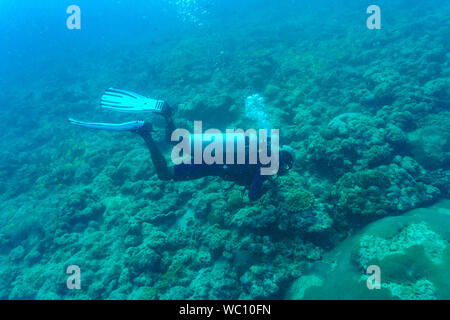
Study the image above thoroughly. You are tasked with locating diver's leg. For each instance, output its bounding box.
[69,118,174,180]
[164,115,176,144]
[161,102,176,144]
[134,123,174,181]
[68,118,145,131]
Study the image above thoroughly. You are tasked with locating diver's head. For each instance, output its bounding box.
[278,145,295,175]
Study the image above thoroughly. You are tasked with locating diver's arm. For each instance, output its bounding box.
[248,173,266,201]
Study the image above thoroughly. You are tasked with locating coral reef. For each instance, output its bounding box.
[287,200,450,300]
[0,1,449,300]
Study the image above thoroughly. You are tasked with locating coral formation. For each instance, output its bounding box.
[285,189,314,213]
[0,1,449,300]
[286,201,450,300]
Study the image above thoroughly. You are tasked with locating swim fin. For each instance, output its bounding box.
[101,88,166,114]
[68,118,145,131]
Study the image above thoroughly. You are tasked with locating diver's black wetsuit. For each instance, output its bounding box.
[136,123,268,201]
[173,162,268,201]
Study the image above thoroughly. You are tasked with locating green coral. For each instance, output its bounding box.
[340,169,391,189]
[227,189,245,212]
[333,169,393,221]
[285,189,314,212]
[136,259,186,300]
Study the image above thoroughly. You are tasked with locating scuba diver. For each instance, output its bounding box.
[68,88,294,200]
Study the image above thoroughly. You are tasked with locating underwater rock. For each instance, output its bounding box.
[307,116,403,176]
[228,205,278,231]
[111,150,153,185]
[292,204,334,237]
[9,245,26,262]
[286,200,450,300]
[124,245,161,275]
[142,224,167,251]
[264,84,281,99]
[24,248,42,266]
[332,169,393,224]
[363,68,400,106]
[331,159,440,226]
[327,113,366,134]
[418,169,450,197]
[386,279,437,300]
[158,285,189,300]
[407,121,450,170]
[201,225,229,259]
[187,260,240,299]
[232,236,262,275]
[2,1,450,301]
[226,189,245,212]
[239,264,280,299]
[424,77,450,102]
[285,189,314,213]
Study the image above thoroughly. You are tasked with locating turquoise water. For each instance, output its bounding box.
[0,0,449,299]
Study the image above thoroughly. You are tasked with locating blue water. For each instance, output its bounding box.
[0,0,449,300]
